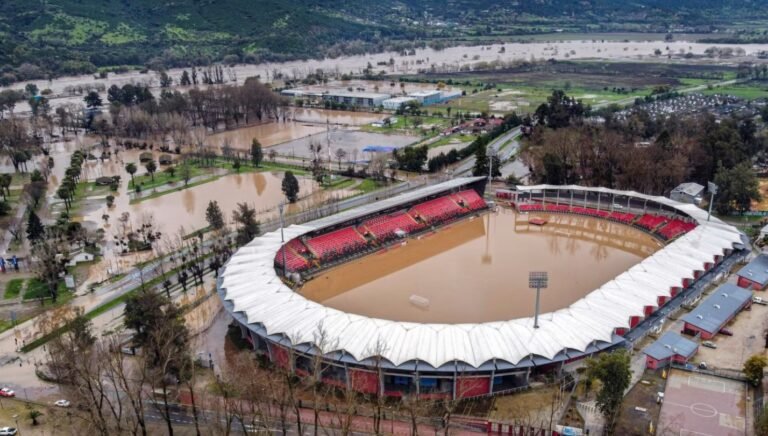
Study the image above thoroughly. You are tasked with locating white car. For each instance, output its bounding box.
[0,427,18,436]
[54,399,71,408]
[702,341,717,349]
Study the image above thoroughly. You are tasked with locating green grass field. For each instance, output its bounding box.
[698,82,768,99]
[2,278,24,299]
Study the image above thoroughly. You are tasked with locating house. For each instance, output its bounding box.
[681,283,752,339]
[643,332,699,369]
[736,254,768,290]
[670,182,705,205]
[408,90,442,106]
[66,251,95,267]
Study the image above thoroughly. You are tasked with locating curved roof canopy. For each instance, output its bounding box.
[219,182,743,369]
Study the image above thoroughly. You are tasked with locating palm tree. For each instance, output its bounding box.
[125,162,137,186]
[145,160,157,182]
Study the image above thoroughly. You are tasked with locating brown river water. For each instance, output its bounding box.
[300,208,662,323]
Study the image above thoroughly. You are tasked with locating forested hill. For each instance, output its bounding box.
[0,0,766,84]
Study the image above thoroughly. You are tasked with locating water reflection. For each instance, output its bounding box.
[301,208,662,323]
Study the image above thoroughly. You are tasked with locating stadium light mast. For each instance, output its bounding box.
[529,271,548,329]
[707,181,718,222]
[279,201,287,277]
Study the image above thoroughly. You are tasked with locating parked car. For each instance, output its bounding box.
[702,341,717,349]
[699,362,708,370]
[753,296,767,305]
[0,388,14,398]
[0,427,17,436]
[719,328,734,336]
[54,399,71,408]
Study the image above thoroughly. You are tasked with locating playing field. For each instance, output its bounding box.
[658,370,746,436]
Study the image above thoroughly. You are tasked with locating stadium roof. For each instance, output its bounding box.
[643,332,698,361]
[219,183,744,369]
[736,254,768,287]
[681,283,752,334]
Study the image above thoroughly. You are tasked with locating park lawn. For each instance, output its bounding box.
[323,177,354,190]
[3,278,24,299]
[23,278,69,301]
[699,82,768,100]
[128,164,206,190]
[428,134,473,148]
[356,179,387,194]
[360,115,451,135]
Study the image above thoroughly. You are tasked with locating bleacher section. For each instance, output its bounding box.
[516,202,696,241]
[275,239,310,272]
[361,212,423,240]
[275,189,489,274]
[306,227,367,261]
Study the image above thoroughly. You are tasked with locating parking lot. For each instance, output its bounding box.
[657,369,746,436]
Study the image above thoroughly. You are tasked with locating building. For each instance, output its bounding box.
[218,182,743,400]
[408,90,443,106]
[736,254,768,290]
[382,97,416,110]
[670,182,705,205]
[681,283,752,339]
[439,90,463,103]
[322,91,391,108]
[643,332,699,369]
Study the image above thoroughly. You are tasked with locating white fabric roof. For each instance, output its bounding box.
[219,183,743,369]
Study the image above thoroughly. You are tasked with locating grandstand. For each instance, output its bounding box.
[219,181,744,401]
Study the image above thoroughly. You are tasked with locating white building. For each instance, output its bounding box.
[670,182,705,205]
[408,90,442,106]
[382,96,416,110]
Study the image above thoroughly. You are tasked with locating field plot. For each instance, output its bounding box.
[657,370,746,436]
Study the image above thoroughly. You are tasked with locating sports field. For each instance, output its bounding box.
[657,370,746,436]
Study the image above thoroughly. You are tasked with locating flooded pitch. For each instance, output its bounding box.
[300,208,662,323]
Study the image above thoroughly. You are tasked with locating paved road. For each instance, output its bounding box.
[454,127,521,176]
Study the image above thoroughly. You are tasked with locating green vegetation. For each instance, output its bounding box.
[3,1,763,84]
[23,278,69,301]
[2,278,24,299]
[356,179,387,194]
[699,82,768,100]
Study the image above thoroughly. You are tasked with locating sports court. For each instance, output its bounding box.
[658,369,746,436]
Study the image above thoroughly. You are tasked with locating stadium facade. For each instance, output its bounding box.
[217,179,745,399]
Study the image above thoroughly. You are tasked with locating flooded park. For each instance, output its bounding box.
[301,208,662,324]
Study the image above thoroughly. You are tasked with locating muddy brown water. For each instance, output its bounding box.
[300,208,662,323]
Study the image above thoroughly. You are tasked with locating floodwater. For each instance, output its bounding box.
[81,171,349,237]
[269,130,417,160]
[301,208,662,323]
[10,36,768,114]
[206,121,326,149]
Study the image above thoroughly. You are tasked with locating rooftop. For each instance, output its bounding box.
[324,91,392,99]
[681,283,752,333]
[409,90,442,97]
[736,254,768,286]
[383,97,417,103]
[643,331,698,361]
[672,182,705,197]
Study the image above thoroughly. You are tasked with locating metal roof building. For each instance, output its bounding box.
[643,332,698,361]
[681,283,752,338]
[218,182,744,398]
[736,254,768,290]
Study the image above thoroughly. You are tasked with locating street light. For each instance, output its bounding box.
[278,201,287,277]
[529,272,548,329]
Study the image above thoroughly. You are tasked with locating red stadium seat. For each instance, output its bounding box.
[275,239,311,272]
[306,227,368,260]
[362,212,424,240]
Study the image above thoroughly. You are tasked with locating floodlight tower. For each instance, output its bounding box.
[528,271,548,329]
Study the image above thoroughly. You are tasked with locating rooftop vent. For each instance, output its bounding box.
[713,304,721,309]
[696,315,704,319]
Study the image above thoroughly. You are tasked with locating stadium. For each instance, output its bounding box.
[217,177,745,400]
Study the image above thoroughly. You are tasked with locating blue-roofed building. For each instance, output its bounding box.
[362,145,397,153]
[736,254,768,290]
[643,332,699,369]
[681,283,752,339]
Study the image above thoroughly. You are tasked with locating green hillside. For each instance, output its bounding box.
[0,0,767,84]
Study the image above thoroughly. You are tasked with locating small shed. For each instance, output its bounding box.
[670,182,705,205]
[736,254,768,290]
[643,331,698,369]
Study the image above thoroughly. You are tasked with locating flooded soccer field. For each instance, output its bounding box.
[300,208,662,323]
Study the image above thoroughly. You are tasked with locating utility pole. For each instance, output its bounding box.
[279,202,287,277]
[529,271,548,329]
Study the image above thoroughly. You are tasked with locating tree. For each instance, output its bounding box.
[232,203,259,246]
[335,148,347,170]
[164,165,176,178]
[714,162,761,214]
[84,91,102,109]
[180,159,192,186]
[744,354,768,387]
[180,70,191,86]
[0,174,11,200]
[125,162,137,186]
[206,200,225,230]
[473,144,489,176]
[145,160,157,182]
[159,71,173,88]
[250,139,263,167]
[26,210,44,241]
[585,350,631,432]
[31,237,66,303]
[282,171,300,203]
[28,409,42,426]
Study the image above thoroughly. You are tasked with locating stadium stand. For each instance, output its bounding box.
[608,211,637,224]
[275,239,311,272]
[657,219,697,240]
[361,212,424,240]
[306,227,367,260]
[409,196,464,223]
[636,214,671,231]
[453,190,486,211]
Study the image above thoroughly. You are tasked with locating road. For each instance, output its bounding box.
[453,127,521,176]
